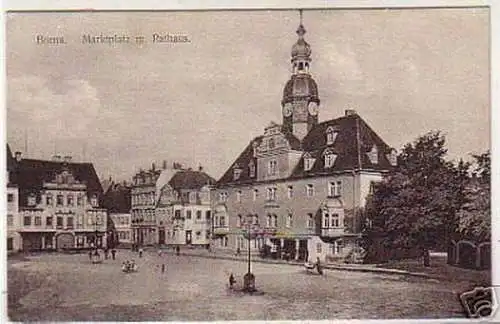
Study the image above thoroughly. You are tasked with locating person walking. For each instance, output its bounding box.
[111,248,116,260]
[104,248,109,260]
[139,247,143,258]
[176,245,180,256]
[229,273,236,290]
[161,264,165,273]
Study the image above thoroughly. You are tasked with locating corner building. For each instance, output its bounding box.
[213,19,397,263]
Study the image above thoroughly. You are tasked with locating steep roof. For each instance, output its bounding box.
[9,157,104,208]
[6,144,15,172]
[101,182,131,214]
[216,113,395,187]
[168,169,216,191]
[217,136,263,187]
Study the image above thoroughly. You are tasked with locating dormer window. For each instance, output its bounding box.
[367,145,378,165]
[27,194,37,207]
[90,195,98,207]
[248,160,256,178]
[323,149,337,168]
[233,164,242,181]
[326,126,339,145]
[386,148,398,166]
[303,153,315,171]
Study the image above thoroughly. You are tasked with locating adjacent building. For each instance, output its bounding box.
[130,164,161,246]
[213,19,396,263]
[156,167,215,247]
[8,150,108,251]
[7,145,21,252]
[101,181,132,246]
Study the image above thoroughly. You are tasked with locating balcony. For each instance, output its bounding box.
[320,227,345,238]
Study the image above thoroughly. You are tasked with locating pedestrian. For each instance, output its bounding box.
[111,248,116,260]
[229,273,236,289]
[104,248,109,260]
[161,264,165,273]
[139,247,143,258]
[88,250,92,261]
[176,245,180,256]
[236,247,241,256]
[158,249,163,257]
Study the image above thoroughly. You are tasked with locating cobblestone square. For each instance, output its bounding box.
[8,250,469,321]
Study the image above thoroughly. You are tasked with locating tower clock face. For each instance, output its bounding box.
[283,103,293,117]
[308,102,318,116]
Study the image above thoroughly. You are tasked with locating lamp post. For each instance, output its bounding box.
[243,214,257,293]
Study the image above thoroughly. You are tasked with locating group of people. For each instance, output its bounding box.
[121,260,138,273]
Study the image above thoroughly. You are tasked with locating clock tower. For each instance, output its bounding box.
[281,11,320,141]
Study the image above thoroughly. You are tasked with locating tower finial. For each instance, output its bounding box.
[296,9,306,37]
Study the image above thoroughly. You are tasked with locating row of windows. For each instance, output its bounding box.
[113,216,130,225]
[118,231,131,240]
[131,192,156,206]
[24,193,96,208]
[230,212,344,229]
[182,209,211,220]
[22,214,103,227]
[316,240,343,255]
[220,181,343,203]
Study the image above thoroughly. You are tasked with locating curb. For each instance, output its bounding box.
[167,251,441,280]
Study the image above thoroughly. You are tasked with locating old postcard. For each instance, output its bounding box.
[4,5,495,322]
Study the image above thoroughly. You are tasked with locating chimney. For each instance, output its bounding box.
[152,162,156,171]
[52,154,61,162]
[14,151,22,162]
[198,164,203,172]
[345,109,357,116]
[162,160,167,170]
[64,155,72,163]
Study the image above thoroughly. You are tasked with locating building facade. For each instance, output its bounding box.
[101,181,132,245]
[8,151,108,251]
[7,145,21,252]
[131,165,161,246]
[156,168,215,247]
[212,19,397,263]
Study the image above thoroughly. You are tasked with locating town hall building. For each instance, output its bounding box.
[212,17,397,263]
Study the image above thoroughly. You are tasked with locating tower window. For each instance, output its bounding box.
[298,62,304,71]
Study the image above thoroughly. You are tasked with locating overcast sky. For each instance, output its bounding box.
[6,8,489,182]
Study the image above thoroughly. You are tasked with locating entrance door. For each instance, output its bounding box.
[159,228,165,245]
[185,230,192,245]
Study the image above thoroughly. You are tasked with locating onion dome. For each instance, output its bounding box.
[291,24,312,60]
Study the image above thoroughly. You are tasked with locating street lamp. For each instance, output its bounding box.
[243,214,258,292]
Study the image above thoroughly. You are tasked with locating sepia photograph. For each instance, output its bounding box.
[4,5,494,321]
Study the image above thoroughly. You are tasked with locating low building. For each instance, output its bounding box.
[156,167,215,247]
[8,151,108,251]
[101,181,132,246]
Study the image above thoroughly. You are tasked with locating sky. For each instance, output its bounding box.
[6,8,490,182]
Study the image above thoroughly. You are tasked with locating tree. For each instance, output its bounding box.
[457,151,490,242]
[362,131,470,266]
